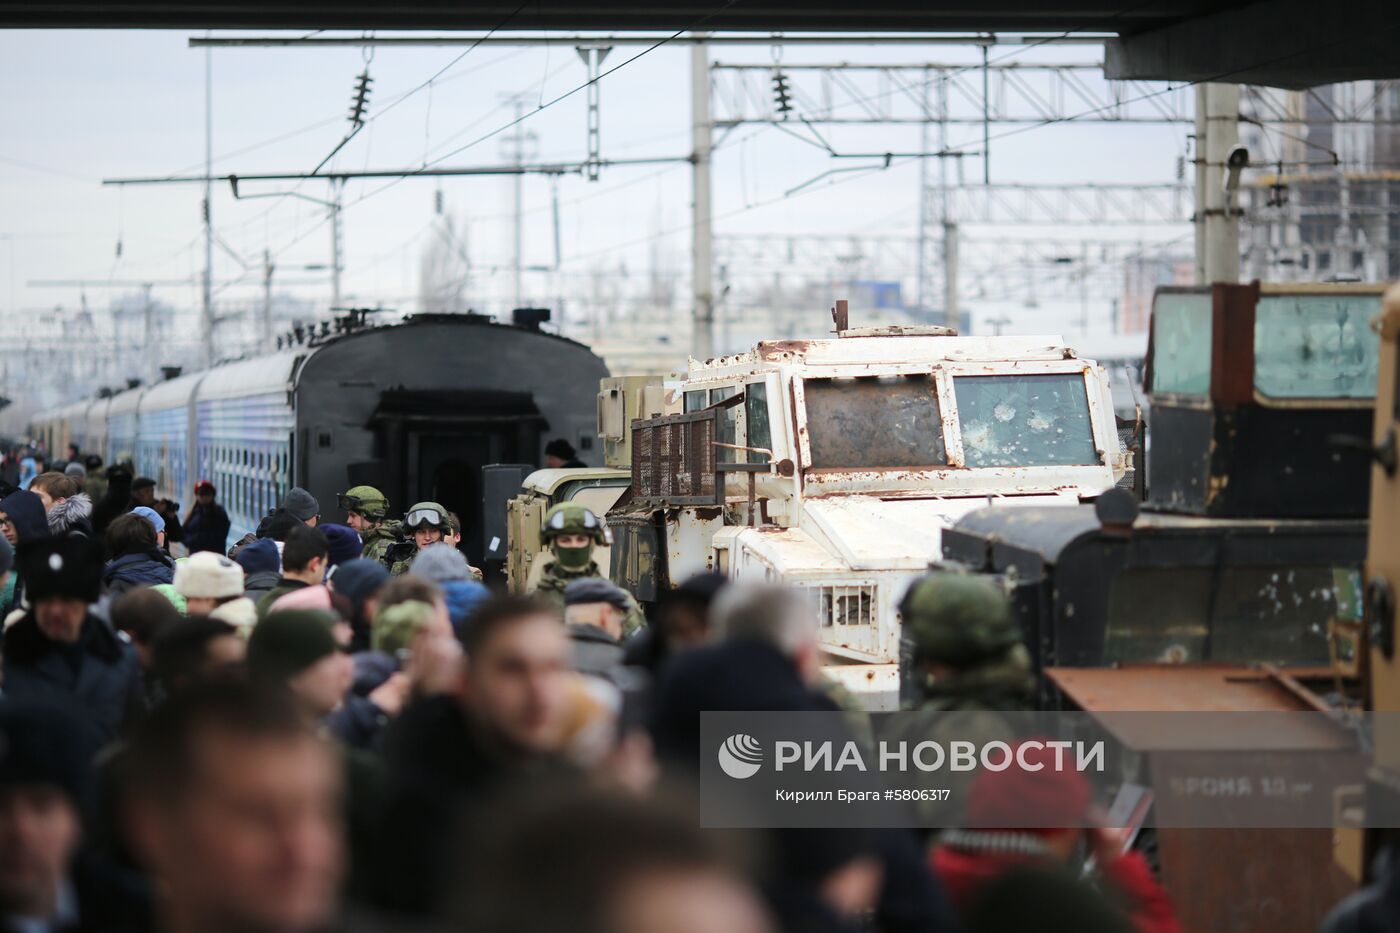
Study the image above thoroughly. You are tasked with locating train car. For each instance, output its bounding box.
[31,313,609,559]
[194,351,301,541]
[135,371,205,512]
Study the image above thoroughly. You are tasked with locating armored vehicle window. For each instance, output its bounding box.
[953,373,1097,468]
[1104,565,1356,665]
[684,390,707,412]
[711,387,738,462]
[804,375,946,469]
[1149,292,1212,395]
[1254,293,1379,399]
[744,383,771,463]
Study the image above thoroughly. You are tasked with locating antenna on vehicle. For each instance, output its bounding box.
[831,298,849,334]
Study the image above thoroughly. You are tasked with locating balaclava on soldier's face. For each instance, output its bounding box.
[550,537,594,570]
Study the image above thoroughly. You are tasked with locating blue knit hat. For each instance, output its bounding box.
[130,506,165,534]
[235,537,280,576]
[328,558,390,613]
[320,523,362,568]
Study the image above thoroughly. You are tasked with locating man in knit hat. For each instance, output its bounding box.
[234,538,281,605]
[174,551,258,633]
[248,610,404,749]
[281,487,320,528]
[563,578,634,681]
[327,558,389,652]
[408,543,488,635]
[319,523,362,570]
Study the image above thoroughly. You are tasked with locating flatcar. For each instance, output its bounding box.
[32,312,609,560]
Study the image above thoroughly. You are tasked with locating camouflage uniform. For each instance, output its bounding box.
[532,557,645,637]
[361,519,404,565]
[385,501,483,580]
[339,486,403,564]
[880,572,1035,831]
[527,502,645,637]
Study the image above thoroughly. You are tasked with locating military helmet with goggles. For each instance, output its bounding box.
[403,502,450,531]
[541,502,605,544]
[339,485,389,522]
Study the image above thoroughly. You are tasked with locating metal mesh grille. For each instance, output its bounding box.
[808,583,877,628]
[631,411,719,505]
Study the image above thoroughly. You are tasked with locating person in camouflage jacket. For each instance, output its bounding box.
[881,572,1035,832]
[339,485,404,565]
[383,501,482,580]
[528,502,644,637]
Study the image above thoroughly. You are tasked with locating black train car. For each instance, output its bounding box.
[295,313,607,564]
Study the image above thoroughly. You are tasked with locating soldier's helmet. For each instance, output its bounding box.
[541,502,605,544]
[403,501,450,531]
[899,572,1020,668]
[339,485,389,522]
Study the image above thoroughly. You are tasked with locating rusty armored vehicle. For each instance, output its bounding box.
[608,302,1127,709]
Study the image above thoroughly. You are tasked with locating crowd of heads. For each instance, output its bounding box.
[0,444,1199,932]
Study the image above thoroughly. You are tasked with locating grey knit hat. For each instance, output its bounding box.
[282,487,320,522]
[64,462,86,479]
[409,543,471,583]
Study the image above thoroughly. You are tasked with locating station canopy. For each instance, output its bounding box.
[3,1,1396,88]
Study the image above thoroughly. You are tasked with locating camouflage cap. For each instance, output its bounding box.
[541,502,604,543]
[339,485,389,522]
[899,572,1020,667]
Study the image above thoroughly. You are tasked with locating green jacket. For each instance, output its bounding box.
[361,520,404,565]
[384,540,484,581]
[880,646,1036,832]
[529,559,645,638]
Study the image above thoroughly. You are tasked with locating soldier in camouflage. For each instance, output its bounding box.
[383,501,483,580]
[528,502,645,637]
[881,572,1035,832]
[339,485,403,564]
[898,572,1035,713]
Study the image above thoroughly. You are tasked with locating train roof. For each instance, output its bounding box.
[31,312,604,422]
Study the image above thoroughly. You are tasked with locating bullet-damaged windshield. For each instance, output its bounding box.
[953,373,1099,468]
[804,375,947,469]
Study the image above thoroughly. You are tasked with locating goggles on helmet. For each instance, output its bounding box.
[405,507,448,529]
[545,509,599,533]
[338,493,368,513]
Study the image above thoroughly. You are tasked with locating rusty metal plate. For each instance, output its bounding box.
[1046,665,1356,752]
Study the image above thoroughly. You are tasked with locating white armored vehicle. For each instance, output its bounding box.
[606,305,1126,708]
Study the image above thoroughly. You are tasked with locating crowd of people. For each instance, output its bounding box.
[0,441,1380,932]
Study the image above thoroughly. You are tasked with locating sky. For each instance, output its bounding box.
[0,30,1192,351]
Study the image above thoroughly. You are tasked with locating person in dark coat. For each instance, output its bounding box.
[101,513,174,597]
[651,584,961,933]
[1,537,143,741]
[365,596,578,916]
[544,438,586,469]
[0,489,52,619]
[181,479,231,555]
[89,466,132,540]
[235,538,281,605]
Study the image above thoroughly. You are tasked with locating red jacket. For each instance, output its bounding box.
[932,845,1181,933]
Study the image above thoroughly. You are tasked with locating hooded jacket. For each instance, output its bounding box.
[47,491,94,539]
[0,490,51,544]
[102,548,175,596]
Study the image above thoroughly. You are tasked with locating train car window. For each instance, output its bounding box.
[1254,293,1379,399]
[1149,291,1212,396]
